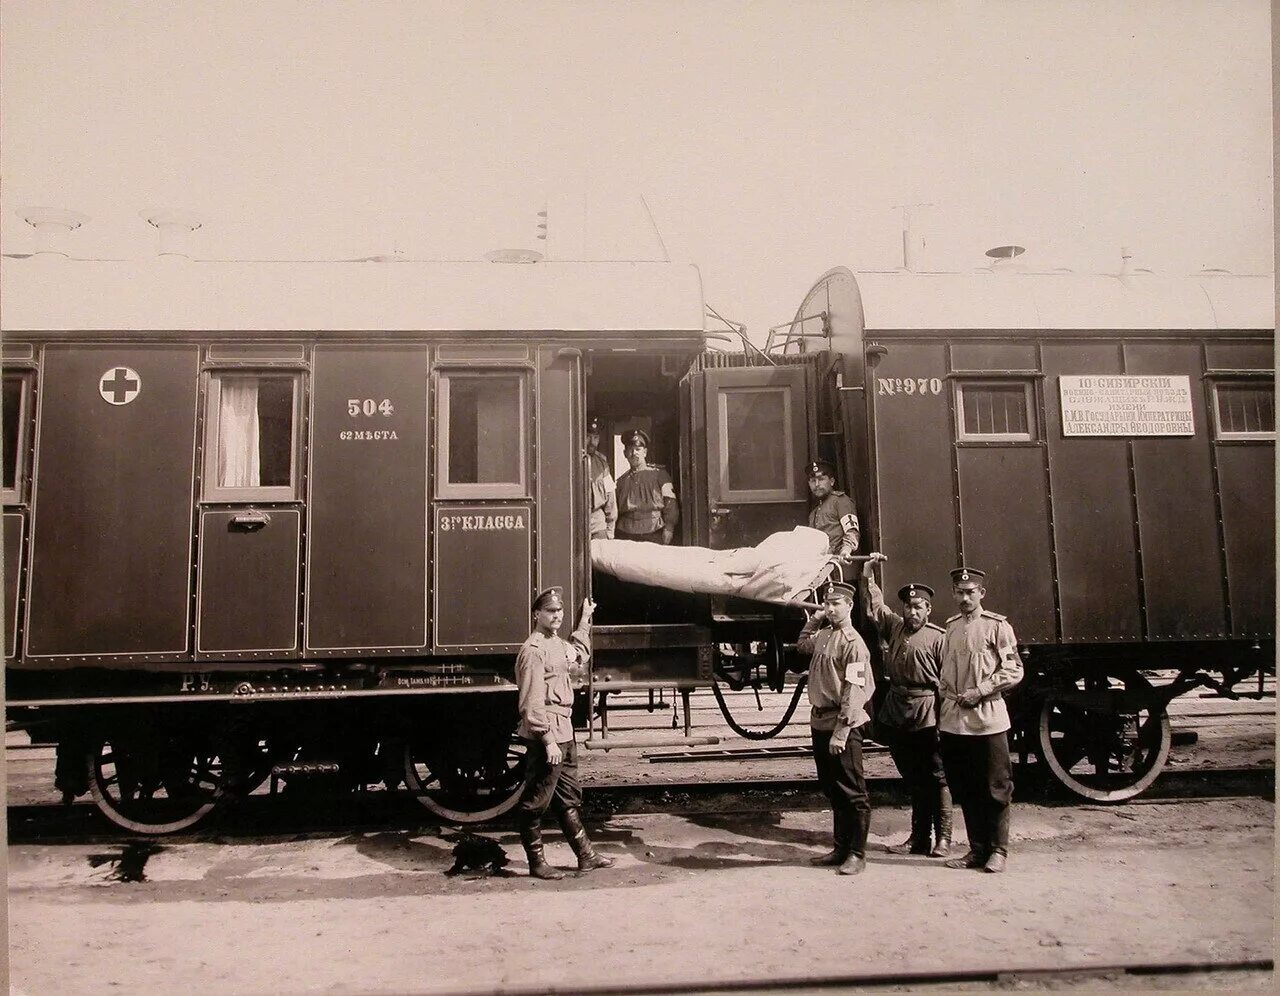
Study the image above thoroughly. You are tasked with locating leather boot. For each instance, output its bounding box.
[983,849,1007,873]
[519,814,565,880]
[930,786,953,858]
[886,801,930,855]
[839,807,869,875]
[809,809,850,866]
[557,806,615,871]
[944,846,988,869]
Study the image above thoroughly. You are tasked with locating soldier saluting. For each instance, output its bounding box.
[513,586,614,879]
[806,459,859,557]
[797,581,875,875]
[938,568,1023,874]
[860,554,952,857]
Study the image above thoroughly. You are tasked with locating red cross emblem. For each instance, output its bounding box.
[99,367,141,406]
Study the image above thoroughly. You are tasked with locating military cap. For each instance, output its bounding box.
[824,581,857,603]
[531,586,564,612]
[587,415,602,434]
[806,458,836,479]
[950,567,986,588]
[898,582,935,603]
[622,428,650,448]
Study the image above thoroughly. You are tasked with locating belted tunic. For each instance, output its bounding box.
[863,576,945,730]
[797,615,874,738]
[938,609,1022,735]
[587,450,617,539]
[515,619,591,745]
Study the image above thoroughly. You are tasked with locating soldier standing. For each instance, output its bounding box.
[860,555,951,857]
[586,415,616,540]
[615,428,679,544]
[938,568,1023,874]
[514,587,614,879]
[797,581,875,875]
[806,459,859,557]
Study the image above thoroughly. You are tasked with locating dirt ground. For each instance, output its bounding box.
[7,791,1273,994]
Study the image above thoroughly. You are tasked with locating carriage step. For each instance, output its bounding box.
[645,742,890,763]
[584,735,720,751]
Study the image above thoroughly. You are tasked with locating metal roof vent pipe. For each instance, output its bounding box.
[984,244,1026,272]
[141,210,202,259]
[19,207,89,258]
[893,203,932,272]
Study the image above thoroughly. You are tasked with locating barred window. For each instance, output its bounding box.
[1213,381,1275,440]
[956,380,1037,442]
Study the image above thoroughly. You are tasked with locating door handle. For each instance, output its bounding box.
[710,507,733,518]
[230,511,271,531]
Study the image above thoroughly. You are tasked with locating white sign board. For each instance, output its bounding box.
[1059,375,1195,437]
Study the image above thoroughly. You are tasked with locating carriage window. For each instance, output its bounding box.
[1213,381,1275,440]
[956,380,1037,442]
[718,387,796,500]
[203,373,300,502]
[2,373,30,504]
[436,372,527,498]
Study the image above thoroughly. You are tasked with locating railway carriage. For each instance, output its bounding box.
[2,248,1273,832]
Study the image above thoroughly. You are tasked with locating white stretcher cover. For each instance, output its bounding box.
[590,526,834,606]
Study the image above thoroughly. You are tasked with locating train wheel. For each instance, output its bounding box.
[402,732,531,824]
[87,737,226,834]
[1036,668,1172,802]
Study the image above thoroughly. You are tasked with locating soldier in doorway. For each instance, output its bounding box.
[796,581,875,875]
[938,568,1023,874]
[860,554,951,857]
[615,428,679,544]
[586,415,617,540]
[806,459,860,557]
[513,587,614,879]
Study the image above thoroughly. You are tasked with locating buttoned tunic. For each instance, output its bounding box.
[515,618,591,744]
[797,615,874,737]
[938,609,1023,735]
[808,490,860,556]
[616,465,676,536]
[863,576,945,730]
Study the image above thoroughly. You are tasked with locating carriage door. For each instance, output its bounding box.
[196,356,305,660]
[696,366,812,549]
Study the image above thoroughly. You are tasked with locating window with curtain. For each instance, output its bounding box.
[206,374,297,500]
[2,373,27,503]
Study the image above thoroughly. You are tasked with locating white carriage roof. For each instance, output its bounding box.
[0,258,707,334]
[851,270,1275,331]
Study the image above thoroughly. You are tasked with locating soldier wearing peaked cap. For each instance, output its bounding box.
[860,554,951,857]
[938,567,1023,874]
[585,415,617,540]
[807,459,860,557]
[615,427,679,545]
[513,586,614,879]
[797,580,875,875]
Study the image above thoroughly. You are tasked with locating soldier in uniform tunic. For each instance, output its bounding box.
[861,555,951,857]
[615,428,679,544]
[514,587,614,879]
[586,415,617,540]
[938,567,1023,874]
[806,459,860,557]
[796,582,875,875]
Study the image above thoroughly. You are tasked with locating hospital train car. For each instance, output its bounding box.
[1,247,1272,831]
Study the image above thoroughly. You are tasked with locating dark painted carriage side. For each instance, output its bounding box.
[784,266,1275,800]
[1,257,708,829]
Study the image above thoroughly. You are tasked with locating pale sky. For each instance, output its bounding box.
[1,0,1272,341]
